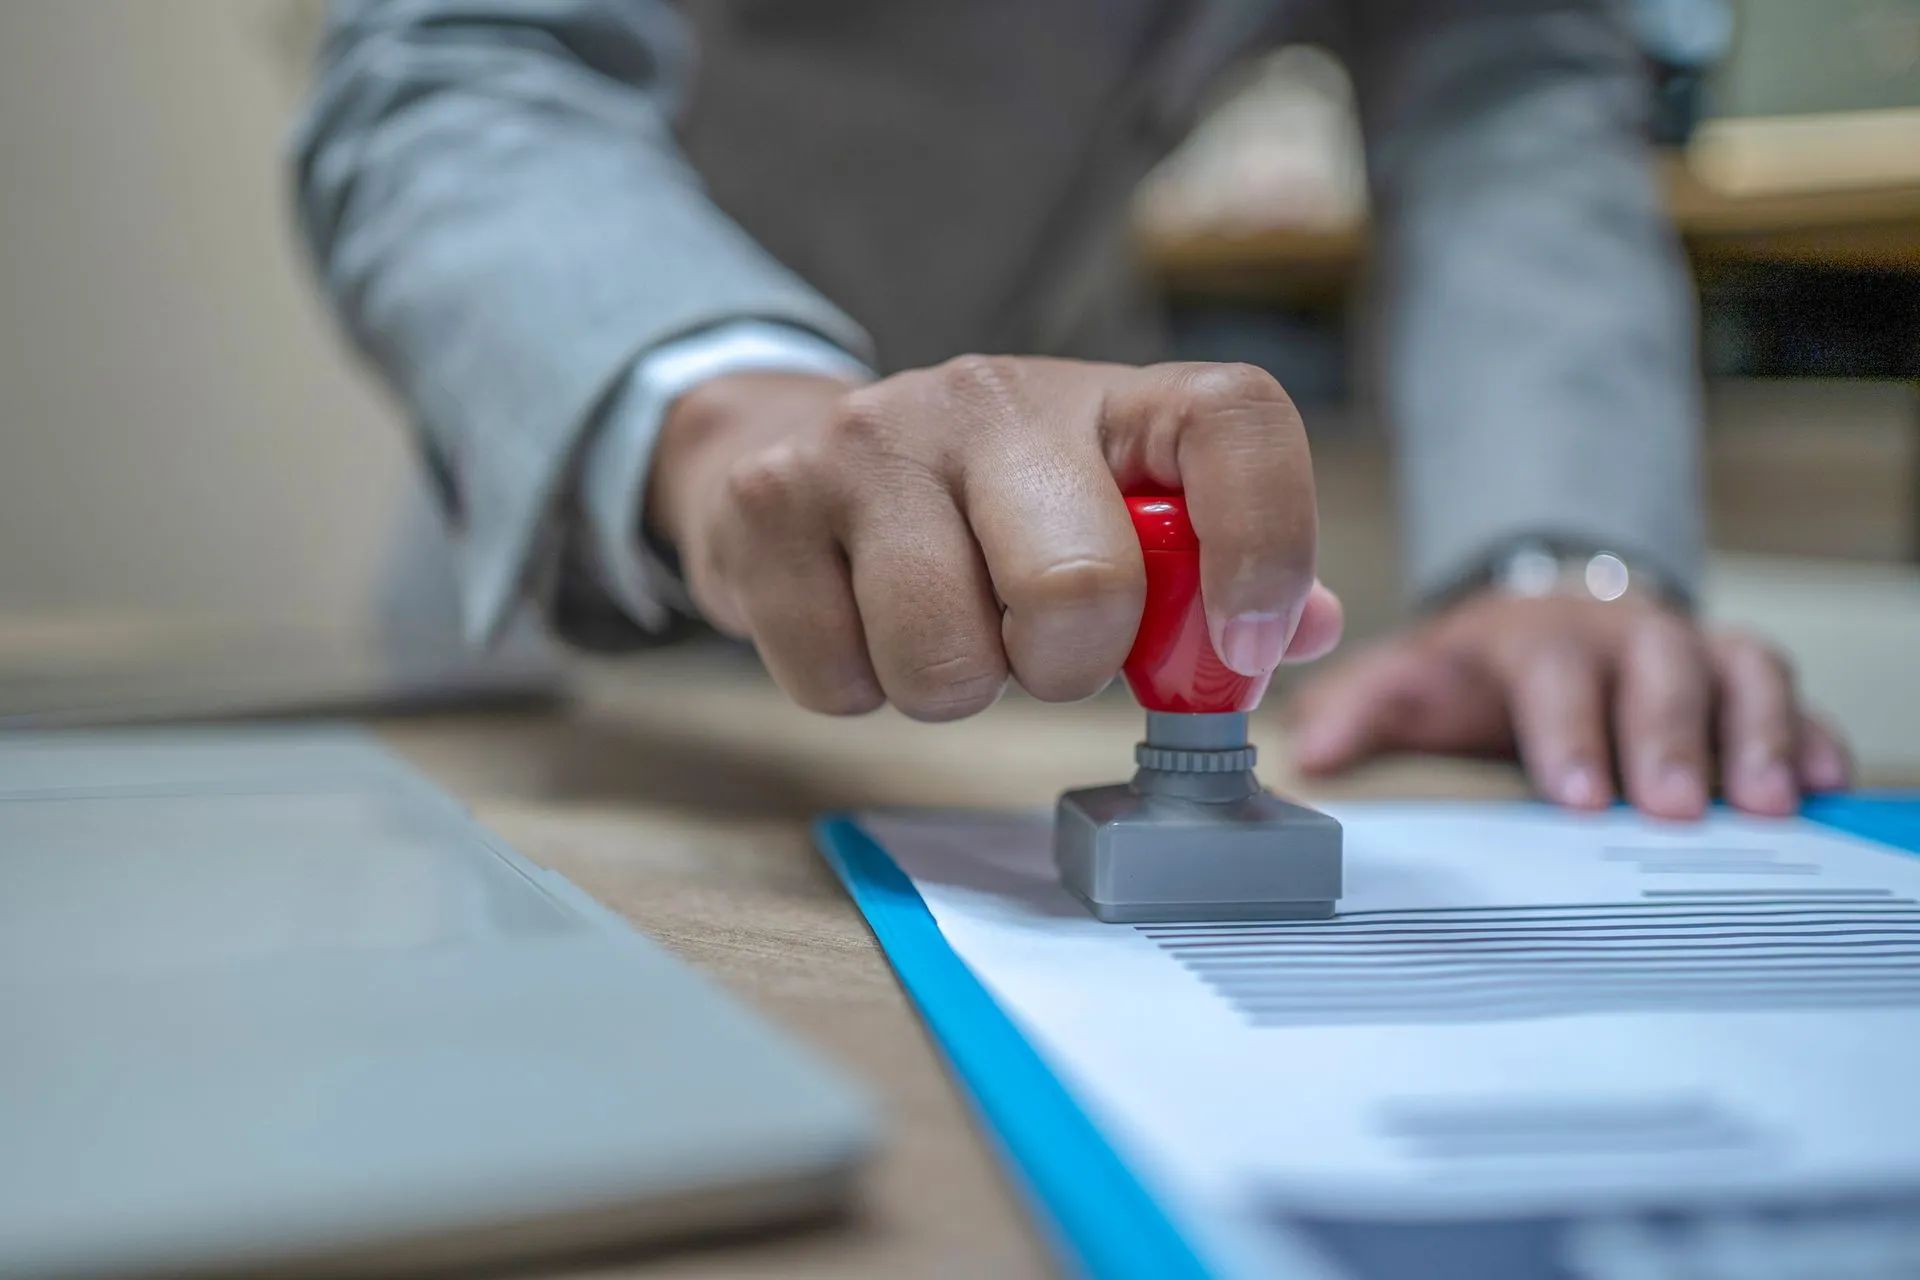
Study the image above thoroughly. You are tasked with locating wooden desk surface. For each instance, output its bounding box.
[1145,154,1920,304]
[371,644,1532,1279]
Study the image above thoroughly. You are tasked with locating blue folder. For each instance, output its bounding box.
[814,797,1920,1280]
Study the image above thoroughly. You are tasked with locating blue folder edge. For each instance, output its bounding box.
[813,796,1920,1280]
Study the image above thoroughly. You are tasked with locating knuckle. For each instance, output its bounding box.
[1179,361,1291,414]
[1213,502,1315,580]
[1489,627,1591,679]
[1717,628,1793,684]
[1167,364,1302,454]
[938,352,1021,403]
[827,390,902,457]
[720,444,813,525]
[1534,632,1602,672]
[1623,610,1700,665]
[891,651,1009,722]
[1628,607,1688,644]
[1001,556,1144,620]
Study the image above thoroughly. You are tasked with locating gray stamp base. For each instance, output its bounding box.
[1054,785,1343,923]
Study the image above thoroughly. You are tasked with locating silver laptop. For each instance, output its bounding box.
[0,725,874,1278]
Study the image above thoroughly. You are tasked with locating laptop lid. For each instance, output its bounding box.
[0,725,874,1278]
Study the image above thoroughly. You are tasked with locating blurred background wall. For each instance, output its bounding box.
[0,1,550,719]
[0,1,1914,768]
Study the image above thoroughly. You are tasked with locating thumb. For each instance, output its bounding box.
[1287,647,1411,775]
[1282,581,1344,663]
[1288,641,1508,773]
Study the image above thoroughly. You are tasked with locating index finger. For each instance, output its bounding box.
[1105,362,1319,676]
[935,357,1147,703]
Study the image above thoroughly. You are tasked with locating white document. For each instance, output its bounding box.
[857,804,1920,1278]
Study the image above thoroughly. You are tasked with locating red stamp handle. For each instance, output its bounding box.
[1121,494,1271,714]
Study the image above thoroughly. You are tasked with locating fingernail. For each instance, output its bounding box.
[1559,765,1606,809]
[1294,722,1340,767]
[1655,762,1706,815]
[1745,760,1798,813]
[1805,745,1848,792]
[1220,611,1288,676]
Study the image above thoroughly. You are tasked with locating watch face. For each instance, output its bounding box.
[1495,546,1649,606]
[1583,553,1632,602]
[1497,545,1565,598]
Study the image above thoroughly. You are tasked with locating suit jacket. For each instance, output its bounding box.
[294,0,1704,643]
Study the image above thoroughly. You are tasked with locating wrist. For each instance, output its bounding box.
[1433,539,1691,618]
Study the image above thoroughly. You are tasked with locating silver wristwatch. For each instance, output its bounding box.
[1485,540,1687,610]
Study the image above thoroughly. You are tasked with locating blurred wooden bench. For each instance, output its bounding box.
[1141,111,1920,302]
[1139,110,1920,562]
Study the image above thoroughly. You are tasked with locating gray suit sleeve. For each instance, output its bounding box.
[292,0,871,643]
[1349,0,1705,606]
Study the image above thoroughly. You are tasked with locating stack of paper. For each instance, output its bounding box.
[854,804,1920,1279]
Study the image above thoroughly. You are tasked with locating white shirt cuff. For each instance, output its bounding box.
[580,321,870,631]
